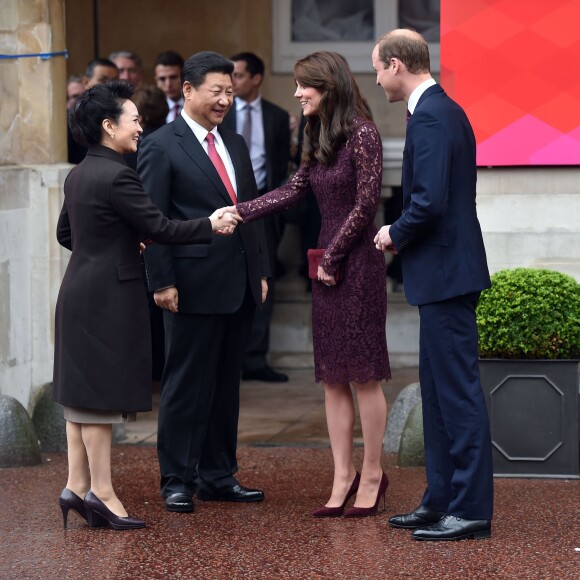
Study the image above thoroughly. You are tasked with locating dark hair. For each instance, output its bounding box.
[84,58,118,80]
[69,80,133,147]
[132,84,169,130]
[230,52,264,77]
[155,50,184,69]
[376,30,430,74]
[294,51,372,167]
[182,51,234,89]
[108,50,142,68]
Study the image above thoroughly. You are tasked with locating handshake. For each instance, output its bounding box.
[209,206,243,235]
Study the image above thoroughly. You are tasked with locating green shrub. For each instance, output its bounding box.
[477,268,580,359]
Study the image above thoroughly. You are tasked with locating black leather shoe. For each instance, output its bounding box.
[389,505,444,529]
[411,515,491,541]
[164,492,194,513]
[197,484,265,503]
[242,366,289,382]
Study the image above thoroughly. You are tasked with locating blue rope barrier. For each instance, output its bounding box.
[0,50,68,60]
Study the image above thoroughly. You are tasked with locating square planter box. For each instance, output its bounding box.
[480,359,579,478]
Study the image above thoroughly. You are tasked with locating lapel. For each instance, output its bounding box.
[174,116,234,206]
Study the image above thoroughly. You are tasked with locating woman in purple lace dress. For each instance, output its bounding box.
[237,52,390,517]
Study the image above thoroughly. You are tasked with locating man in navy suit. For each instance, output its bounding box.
[373,29,494,541]
[139,52,268,512]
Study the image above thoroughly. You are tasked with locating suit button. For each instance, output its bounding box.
[240,248,246,254]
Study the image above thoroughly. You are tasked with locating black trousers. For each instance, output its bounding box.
[157,291,254,497]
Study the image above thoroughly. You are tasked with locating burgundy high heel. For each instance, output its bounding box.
[343,471,389,518]
[59,488,106,529]
[84,491,146,530]
[312,472,361,517]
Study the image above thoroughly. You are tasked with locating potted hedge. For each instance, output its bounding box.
[477,268,580,478]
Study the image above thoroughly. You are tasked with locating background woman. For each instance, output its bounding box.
[236,52,390,517]
[55,81,239,530]
[124,84,168,170]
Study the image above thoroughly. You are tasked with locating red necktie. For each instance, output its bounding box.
[205,132,237,204]
[173,103,180,119]
[406,109,411,123]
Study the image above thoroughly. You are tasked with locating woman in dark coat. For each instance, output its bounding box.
[54,81,240,530]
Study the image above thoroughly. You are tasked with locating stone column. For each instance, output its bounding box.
[0,0,70,411]
[0,0,67,164]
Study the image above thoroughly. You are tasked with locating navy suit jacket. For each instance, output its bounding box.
[137,116,269,314]
[389,84,490,306]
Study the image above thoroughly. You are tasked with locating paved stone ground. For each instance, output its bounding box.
[1,368,579,578]
[1,446,579,579]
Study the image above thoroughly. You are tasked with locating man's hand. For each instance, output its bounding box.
[374,225,398,254]
[210,206,242,234]
[261,278,268,303]
[317,265,336,287]
[154,286,179,313]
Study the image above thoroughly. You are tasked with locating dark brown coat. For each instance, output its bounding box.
[53,145,212,412]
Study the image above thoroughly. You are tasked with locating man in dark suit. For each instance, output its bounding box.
[154,50,185,124]
[373,29,494,541]
[138,51,268,512]
[223,52,291,383]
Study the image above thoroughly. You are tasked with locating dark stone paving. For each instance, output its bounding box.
[1,446,579,579]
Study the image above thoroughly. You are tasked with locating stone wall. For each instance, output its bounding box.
[0,164,69,411]
[478,167,580,280]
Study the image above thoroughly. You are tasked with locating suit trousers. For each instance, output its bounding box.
[418,292,494,520]
[157,290,255,497]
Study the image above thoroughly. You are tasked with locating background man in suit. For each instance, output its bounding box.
[109,50,144,88]
[373,29,494,541]
[139,51,268,513]
[154,50,185,124]
[83,58,119,89]
[223,52,291,383]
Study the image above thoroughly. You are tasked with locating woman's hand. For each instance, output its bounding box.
[209,206,242,234]
[317,265,336,287]
[261,278,268,303]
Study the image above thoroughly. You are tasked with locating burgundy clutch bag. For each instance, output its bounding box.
[307,249,342,282]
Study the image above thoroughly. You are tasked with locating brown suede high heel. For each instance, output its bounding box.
[343,471,389,518]
[312,472,361,517]
[59,488,106,529]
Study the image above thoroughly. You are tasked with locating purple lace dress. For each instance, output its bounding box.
[237,119,390,384]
